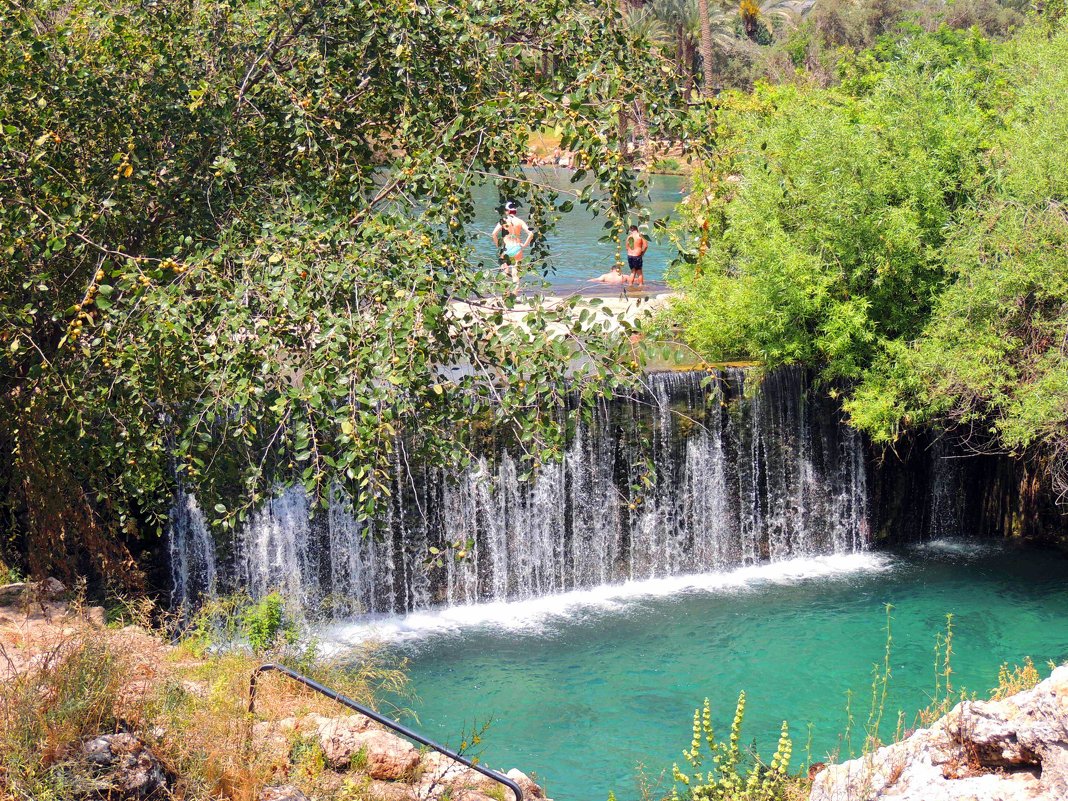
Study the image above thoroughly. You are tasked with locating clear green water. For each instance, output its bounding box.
[466,168,686,291]
[331,541,1068,801]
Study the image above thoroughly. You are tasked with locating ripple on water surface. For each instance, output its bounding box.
[326,543,1068,801]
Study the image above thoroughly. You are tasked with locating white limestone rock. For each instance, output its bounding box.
[811,665,1068,801]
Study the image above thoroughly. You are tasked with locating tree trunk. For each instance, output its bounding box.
[697,0,715,96]
[676,25,688,88]
[679,25,696,93]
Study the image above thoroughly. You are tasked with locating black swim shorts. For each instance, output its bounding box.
[627,255,644,272]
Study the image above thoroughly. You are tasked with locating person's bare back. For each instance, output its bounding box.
[625,225,648,287]
[588,266,628,285]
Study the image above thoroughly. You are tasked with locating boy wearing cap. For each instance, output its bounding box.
[491,202,534,288]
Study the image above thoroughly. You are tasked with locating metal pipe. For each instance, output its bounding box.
[248,662,523,801]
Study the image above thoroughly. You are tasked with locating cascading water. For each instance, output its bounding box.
[168,489,217,611]
[927,439,966,540]
[169,367,870,615]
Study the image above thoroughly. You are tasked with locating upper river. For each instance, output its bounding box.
[327,540,1068,801]
[465,168,686,291]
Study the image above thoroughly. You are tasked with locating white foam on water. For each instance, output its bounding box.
[320,552,894,648]
[912,537,1002,557]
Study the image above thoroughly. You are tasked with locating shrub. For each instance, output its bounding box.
[0,559,22,584]
[241,592,293,653]
[670,693,805,801]
[0,636,123,799]
[184,591,298,655]
[990,657,1043,701]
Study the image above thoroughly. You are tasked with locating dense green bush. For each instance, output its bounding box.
[668,27,1000,372]
[669,18,1068,495]
[847,23,1068,487]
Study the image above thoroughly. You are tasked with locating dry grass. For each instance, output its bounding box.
[0,634,124,799]
[0,603,408,801]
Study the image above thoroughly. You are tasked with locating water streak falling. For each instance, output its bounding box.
[168,489,217,611]
[169,368,871,614]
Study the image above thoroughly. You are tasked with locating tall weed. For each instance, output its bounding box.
[0,636,123,799]
[670,693,805,801]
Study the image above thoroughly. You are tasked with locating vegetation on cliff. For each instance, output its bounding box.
[668,14,1068,497]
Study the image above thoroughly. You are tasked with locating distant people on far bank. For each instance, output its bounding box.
[491,201,533,291]
[626,225,648,288]
[588,265,629,285]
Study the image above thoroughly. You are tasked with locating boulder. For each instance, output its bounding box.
[811,665,1068,801]
[416,754,546,801]
[506,768,545,799]
[418,751,476,786]
[0,578,64,607]
[258,785,311,801]
[40,577,66,598]
[312,717,419,779]
[85,605,106,627]
[79,733,169,799]
[252,716,302,755]
[367,780,420,801]
[0,582,28,606]
[448,792,498,801]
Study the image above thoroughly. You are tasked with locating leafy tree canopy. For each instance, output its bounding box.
[0,0,679,578]
[668,19,1068,494]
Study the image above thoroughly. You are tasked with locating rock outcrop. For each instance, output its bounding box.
[259,786,311,801]
[252,711,549,800]
[78,733,170,799]
[811,665,1068,801]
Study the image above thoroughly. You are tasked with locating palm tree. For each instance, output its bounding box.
[653,0,810,92]
[623,5,673,47]
[653,0,735,95]
[698,0,717,94]
[738,0,809,42]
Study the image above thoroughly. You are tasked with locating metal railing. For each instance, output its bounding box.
[248,663,523,801]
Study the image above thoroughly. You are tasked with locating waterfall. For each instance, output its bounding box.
[169,367,871,615]
[927,439,966,540]
[168,489,217,611]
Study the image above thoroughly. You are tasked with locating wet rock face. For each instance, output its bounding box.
[811,665,1068,801]
[79,733,170,799]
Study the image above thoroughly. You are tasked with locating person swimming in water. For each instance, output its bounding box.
[587,265,629,285]
[491,201,533,289]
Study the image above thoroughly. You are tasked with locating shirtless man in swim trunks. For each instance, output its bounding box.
[491,202,534,289]
[625,225,648,288]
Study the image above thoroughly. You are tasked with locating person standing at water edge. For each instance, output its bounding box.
[491,202,533,288]
[626,225,648,287]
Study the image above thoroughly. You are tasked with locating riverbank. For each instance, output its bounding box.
[448,290,674,340]
[523,131,693,175]
[0,582,549,801]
